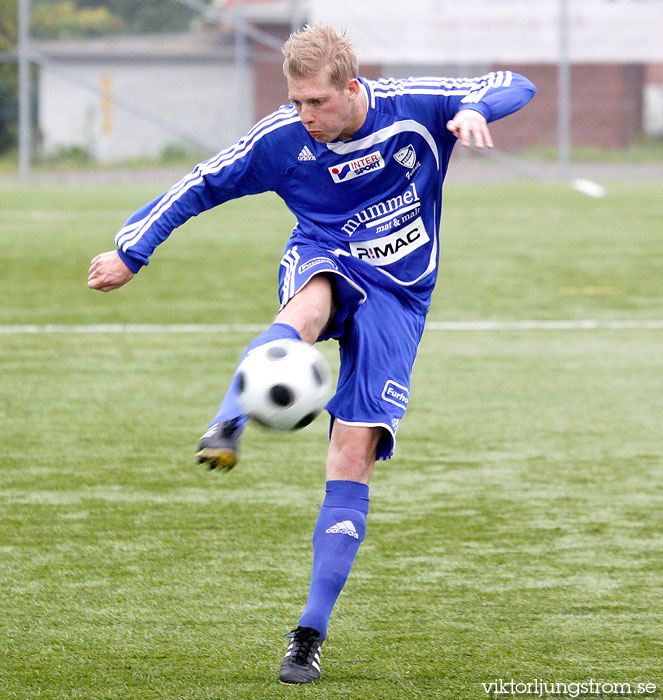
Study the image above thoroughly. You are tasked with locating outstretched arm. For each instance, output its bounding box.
[444,71,535,148]
[88,250,134,292]
[109,112,289,276]
[446,109,494,149]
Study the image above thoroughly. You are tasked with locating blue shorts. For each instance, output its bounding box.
[278,240,427,460]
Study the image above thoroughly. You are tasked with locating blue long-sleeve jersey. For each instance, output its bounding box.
[115,71,535,308]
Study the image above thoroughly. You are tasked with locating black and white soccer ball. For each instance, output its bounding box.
[236,339,333,431]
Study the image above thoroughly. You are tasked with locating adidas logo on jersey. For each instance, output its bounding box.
[325,520,359,539]
[298,145,316,161]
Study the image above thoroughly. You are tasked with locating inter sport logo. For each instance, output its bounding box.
[328,151,385,183]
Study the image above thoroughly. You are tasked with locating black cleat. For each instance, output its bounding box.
[279,626,323,685]
[195,419,242,472]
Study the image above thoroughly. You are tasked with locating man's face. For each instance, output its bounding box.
[287,72,362,143]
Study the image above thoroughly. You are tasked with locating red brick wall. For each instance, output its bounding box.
[253,58,645,151]
[646,63,663,84]
[488,63,645,151]
[254,59,289,118]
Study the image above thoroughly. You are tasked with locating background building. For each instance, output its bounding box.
[28,0,663,162]
[35,33,239,161]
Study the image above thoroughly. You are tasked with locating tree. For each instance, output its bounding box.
[75,0,203,34]
[0,0,18,155]
[30,1,206,38]
[31,2,123,39]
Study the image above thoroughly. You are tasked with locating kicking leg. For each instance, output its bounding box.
[196,275,335,471]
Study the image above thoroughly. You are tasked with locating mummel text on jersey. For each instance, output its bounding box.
[114,72,536,312]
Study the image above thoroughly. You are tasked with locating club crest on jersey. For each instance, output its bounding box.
[328,151,384,183]
[394,145,417,169]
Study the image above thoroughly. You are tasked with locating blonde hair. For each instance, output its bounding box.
[282,23,359,91]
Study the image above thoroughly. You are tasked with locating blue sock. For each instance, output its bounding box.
[298,480,370,639]
[209,322,301,427]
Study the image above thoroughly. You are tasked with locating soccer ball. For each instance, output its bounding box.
[236,339,333,431]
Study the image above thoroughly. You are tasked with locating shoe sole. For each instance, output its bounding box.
[196,447,237,470]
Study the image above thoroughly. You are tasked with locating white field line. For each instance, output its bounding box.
[1,320,663,335]
[426,320,663,331]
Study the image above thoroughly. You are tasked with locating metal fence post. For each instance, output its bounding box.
[558,0,572,180]
[17,0,31,183]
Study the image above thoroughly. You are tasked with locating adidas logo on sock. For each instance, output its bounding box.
[298,145,316,161]
[325,520,359,539]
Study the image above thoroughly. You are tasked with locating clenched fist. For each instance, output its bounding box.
[88,250,134,292]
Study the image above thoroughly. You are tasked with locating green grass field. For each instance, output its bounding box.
[1,179,662,699]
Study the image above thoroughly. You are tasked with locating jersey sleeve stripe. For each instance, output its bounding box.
[115,111,300,251]
[370,72,513,101]
[203,106,297,172]
[373,87,470,97]
[460,72,503,105]
[116,217,148,239]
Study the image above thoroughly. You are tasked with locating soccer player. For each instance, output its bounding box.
[88,23,536,684]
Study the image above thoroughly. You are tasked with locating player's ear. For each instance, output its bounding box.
[346,78,360,100]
